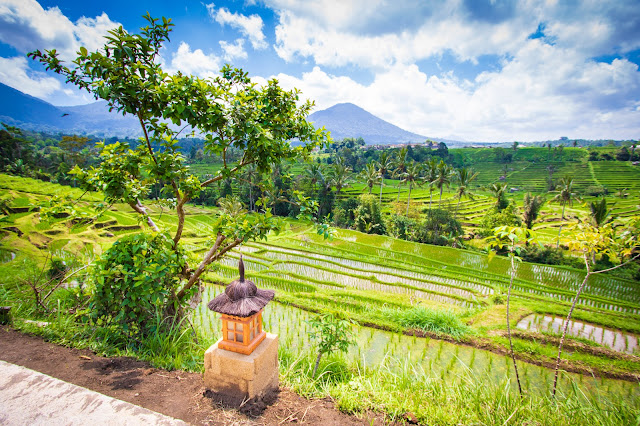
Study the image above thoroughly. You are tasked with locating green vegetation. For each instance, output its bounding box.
[0,11,637,425]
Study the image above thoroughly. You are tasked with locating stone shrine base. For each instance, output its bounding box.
[204,333,278,405]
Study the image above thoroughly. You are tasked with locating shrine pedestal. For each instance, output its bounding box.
[204,332,278,403]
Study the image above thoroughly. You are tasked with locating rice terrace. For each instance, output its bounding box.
[1,2,640,425]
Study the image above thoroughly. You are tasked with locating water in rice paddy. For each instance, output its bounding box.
[193,284,640,405]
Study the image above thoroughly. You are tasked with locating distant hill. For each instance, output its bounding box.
[0,83,141,137]
[308,103,432,145]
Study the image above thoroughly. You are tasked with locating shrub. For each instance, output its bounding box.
[519,245,583,269]
[354,194,386,235]
[89,232,189,335]
[387,215,419,241]
[478,204,521,237]
[416,209,463,246]
[332,198,358,228]
[384,306,470,340]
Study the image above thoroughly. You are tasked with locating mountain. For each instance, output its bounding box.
[308,103,431,145]
[0,83,141,137]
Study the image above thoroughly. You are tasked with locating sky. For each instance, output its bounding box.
[1,0,640,142]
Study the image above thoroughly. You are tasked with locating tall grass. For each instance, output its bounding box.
[381,306,471,339]
[279,345,640,425]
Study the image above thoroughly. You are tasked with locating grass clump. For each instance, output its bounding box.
[382,306,471,339]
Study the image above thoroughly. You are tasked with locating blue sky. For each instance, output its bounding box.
[1,0,640,142]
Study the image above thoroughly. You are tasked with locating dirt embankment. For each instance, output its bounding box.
[0,326,385,425]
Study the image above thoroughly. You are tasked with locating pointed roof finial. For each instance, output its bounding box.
[239,255,245,282]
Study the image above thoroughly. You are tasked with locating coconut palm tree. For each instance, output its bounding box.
[218,195,245,217]
[434,160,452,208]
[424,158,439,209]
[402,161,423,216]
[329,159,351,198]
[304,162,324,198]
[240,163,259,211]
[360,162,380,194]
[454,167,479,218]
[522,193,545,229]
[551,176,581,247]
[589,197,614,228]
[392,147,409,201]
[488,182,508,210]
[376,151,394,203]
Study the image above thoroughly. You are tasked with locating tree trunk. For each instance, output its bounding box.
[439,186,444,207]
[507,254,523,396]
[429,187,433,209]
[396,183,402,201]
[552,261,591,396]
[379,179,384,204]
[313,352,323,377]
[455,196,461,218]
[556,203,566,248]
[406,183,412,216]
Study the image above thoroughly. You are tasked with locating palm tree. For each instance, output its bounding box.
[589,197,614,228]
[401,161,423,216]
[218,195,245,217]
[360,162,379,194]
[488,182,508,210]
[392,147,409,201]
[454,167,479,218]
[240,163,259,211]
[329,159,351,198]
[551,176,581,247]
[434,160,452,208]
[304,162,324,198]
[424,158,439,209]
[376,151,394,203]
[522,193,545,229]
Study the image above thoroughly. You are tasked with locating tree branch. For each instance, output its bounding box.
[200,159,256,187]
[128,199,159,232]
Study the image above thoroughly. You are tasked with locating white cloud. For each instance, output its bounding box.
[269,38,640,142]
[162,42,221,79]
[207,4,267,50]
[220,38,248,61]
[0,0,119,62]
[0,56,60,98]
[0,55,93,105]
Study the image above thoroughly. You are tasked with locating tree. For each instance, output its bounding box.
[354,194,385,235]
[308,313,354,377]
[488,182,508,211]
[304,162,325,198]
[453,167,478,218]
[486,227,537,397]
[551,220,639,396]
[392,147,409,201]
[329,158,351,198]
[551,176,581,247]
[522,193,545,229]
[401,161,423,216]
[589,197,614,228]
[512,141,519,152]
[376,151,393,203]
[434,160,452,208]
[29,15,329,324]
[424,157,439,209]
[360,162,380,195]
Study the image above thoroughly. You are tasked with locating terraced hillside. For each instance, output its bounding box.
[1,174,639,378]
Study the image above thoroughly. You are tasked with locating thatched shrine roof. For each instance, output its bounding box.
[207,256,274,317]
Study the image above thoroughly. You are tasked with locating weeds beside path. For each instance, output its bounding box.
[0,326,383,426]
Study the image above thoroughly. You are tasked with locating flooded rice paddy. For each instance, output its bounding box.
[517,314,639,355]
[193,284,640,404]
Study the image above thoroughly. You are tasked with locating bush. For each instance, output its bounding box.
[354,194,385,235]
[384,306,470,339]
[416,209,463,246]
[478,204,521,237]
[519,245,583,269]
[387,215,419,241]
[89,232,189,335]
[332,198,358,228]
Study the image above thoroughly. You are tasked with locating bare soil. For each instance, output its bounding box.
[0,326,386,425]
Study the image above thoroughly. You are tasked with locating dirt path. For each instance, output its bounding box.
[0,326,385,425]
